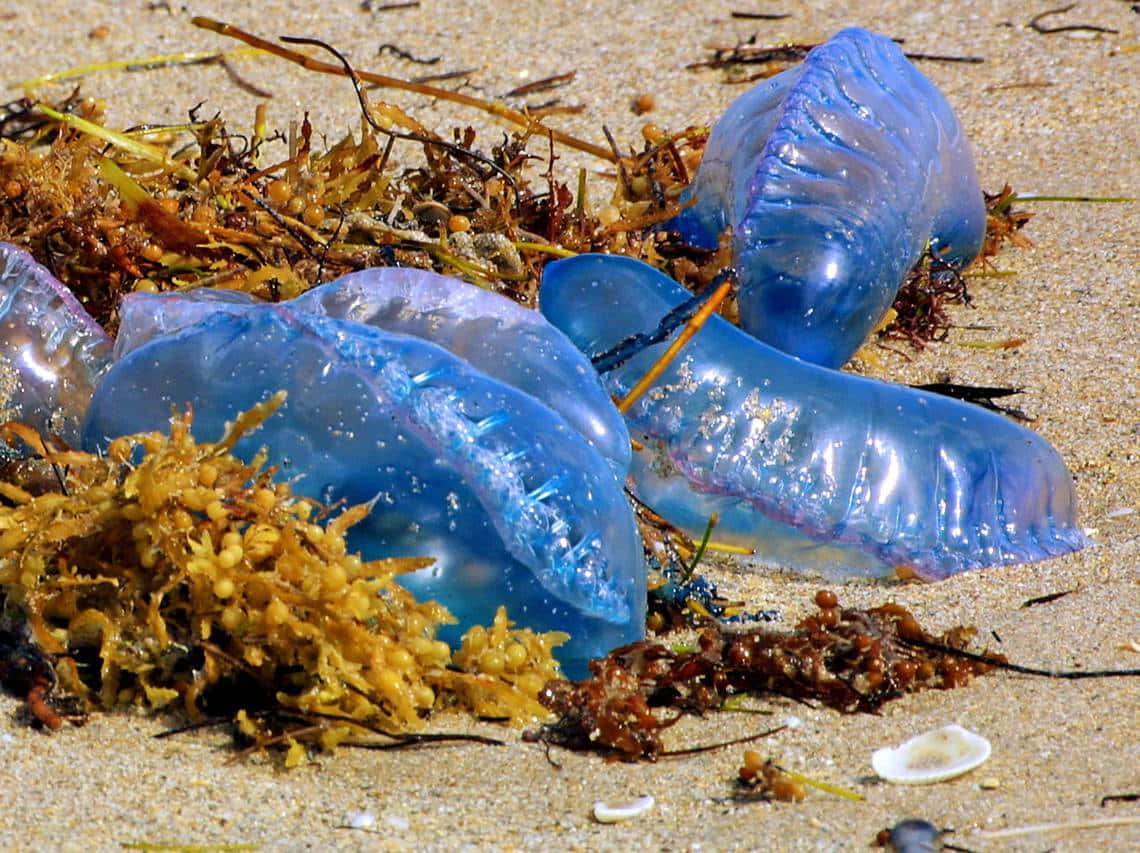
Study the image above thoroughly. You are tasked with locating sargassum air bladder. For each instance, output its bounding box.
[672,27,987,368]
[80,268,645,678]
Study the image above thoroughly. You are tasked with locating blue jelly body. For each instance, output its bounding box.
[86,281,645,677]
[674,28,987,367]
[116,268,630,477]
[541,254,1087,580]
[291,268,631,476]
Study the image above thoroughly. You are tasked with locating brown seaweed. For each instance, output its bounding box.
[532,591,1003,761]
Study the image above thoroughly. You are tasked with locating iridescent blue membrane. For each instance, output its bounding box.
[673,27,987,368]
[84,278,645,678]
[114,268,630,476]
[0,243,112,458]
[540,254,1087,580]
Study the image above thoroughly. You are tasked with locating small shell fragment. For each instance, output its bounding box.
[342,811,376,830]
[592,794,655,823]
[871,724,991,784]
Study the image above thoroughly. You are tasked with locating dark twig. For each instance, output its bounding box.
[688,42,813,71]
[1101,793,1140,806]
[412,67,477,84]
[122,54,222,73]
[912,382,1032,421]
[730,11,792,20]
[1021,588,1078,608]
[345,731,506,750]
[154,716,234,738]
[1029,3,1119,34]
[248,193,322,257]
[318,207,347,283]
[376,43,440,64]
[984,79,1054,92]
[602,124,631,198]
[362,0,420,11]
[157,706,504,751]
[900,636,1140,679]
[901,51,985,64]
[693,40,983,72]
[505,71,577,98]
[217,57,274,98]
[661,725,787,758]
[591,270,734,372]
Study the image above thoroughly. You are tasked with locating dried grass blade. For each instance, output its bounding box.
[35,104,196,180]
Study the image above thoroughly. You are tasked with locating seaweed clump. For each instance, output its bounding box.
[533,590,1003,761]
[0,86,703,332]
[0,395,565,761]
[874,184,1034,351]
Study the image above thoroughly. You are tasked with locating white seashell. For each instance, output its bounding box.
[342,811,376,830]
[871,724,991,784]
[592,794,656,823]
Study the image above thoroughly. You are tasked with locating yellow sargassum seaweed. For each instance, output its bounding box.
[0,393,565,746]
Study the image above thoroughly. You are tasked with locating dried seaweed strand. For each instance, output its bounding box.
[505,71,577,98]
[14,48,266,89]
[191,17,616,161]
[617,272,735,412]
[730,11,792,20]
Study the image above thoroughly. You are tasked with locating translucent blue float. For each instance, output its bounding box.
[673,27,987,367]
[0,243,112,459]
[540,254,1087,579]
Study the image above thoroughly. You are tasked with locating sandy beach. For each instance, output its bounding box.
[0,1,1136,850]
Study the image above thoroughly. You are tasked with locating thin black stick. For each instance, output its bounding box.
[661,724,787,758]
[278,35,519,203]
[1029,3,1119,34]
[901,636,1140,679]
[730,11,791,20]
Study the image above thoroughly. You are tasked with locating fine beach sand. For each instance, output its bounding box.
[0,2,1136,851]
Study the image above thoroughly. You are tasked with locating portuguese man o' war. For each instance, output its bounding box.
[0,244,644,675]
[80,274,646,679]
[540,254,1088,580]
[673,27,987,367]
[0,243,112,459]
